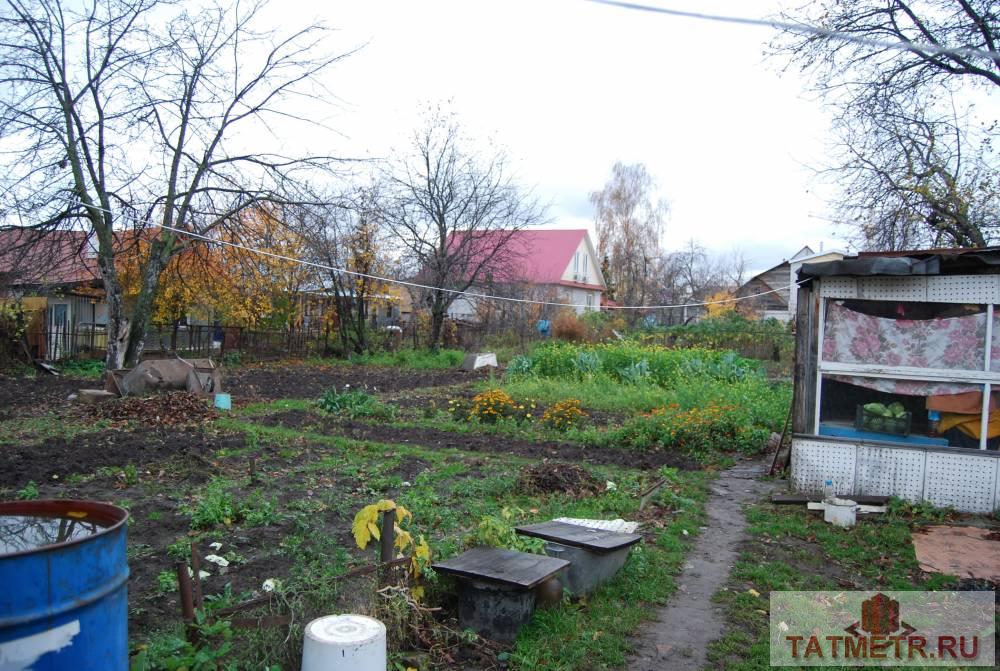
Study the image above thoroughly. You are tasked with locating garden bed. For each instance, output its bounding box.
[256,409,703,470]
[0,346,792,670]
[226,360,489,400]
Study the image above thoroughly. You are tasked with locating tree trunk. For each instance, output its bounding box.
[428,291,446,352]
[123,234,177,367]
[92,225,129,370]
[353,295,367,354]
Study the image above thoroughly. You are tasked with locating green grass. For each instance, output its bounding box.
[0,413,110,445]
[499,377,672,413]
[512,469,712,669]
[705,501,960,671]
[332,348,466,369]
[57,358,106,378]
[167,409,718,670]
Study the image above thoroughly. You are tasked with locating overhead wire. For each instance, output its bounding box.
[52,195,805,311]
[43,0,945,312]
[584,0,1000,61]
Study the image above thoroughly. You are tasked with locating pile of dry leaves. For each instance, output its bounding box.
[90,391,218,426]
[518,462,601,498]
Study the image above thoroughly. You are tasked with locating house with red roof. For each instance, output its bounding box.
[0,228,108,359]
[446,228,606,321]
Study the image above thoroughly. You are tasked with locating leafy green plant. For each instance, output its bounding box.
[156,570,179,594]
[221,350,242,366]
[58,358,106,378]
[886,496,952,521]
[240,492,282,527]
[121,464,139,487]
[613,402,769,457]
[130,609,234,671]
[473,508,544,553]
[506,354,534,378]
[512,341,763,388]
[616,358,650,384]
[15,481,39,500]
[317,386,396,420]
[167,538,192,561]
[186,479,238,529]
[573,350,602,376]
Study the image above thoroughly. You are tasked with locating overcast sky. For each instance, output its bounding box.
[270,0,855,274]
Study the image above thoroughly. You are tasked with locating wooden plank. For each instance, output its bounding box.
[792,285,815,434]
[432,547,569,589]
[514,521,642,552]
[771,493,890,505]
[820,360,1000,385]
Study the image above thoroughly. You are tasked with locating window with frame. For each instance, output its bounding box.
[815,298,999,451]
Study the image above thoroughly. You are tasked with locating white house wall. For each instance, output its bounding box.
[561,287,601,315]
[561,237,601,286]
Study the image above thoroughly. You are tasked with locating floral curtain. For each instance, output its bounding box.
[823,301,986,396]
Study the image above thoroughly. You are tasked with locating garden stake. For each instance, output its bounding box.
[190,541,204,609]
[248,457,257,484]
[175,561,199,646]
[379,507,395,583]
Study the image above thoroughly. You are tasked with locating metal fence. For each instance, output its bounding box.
[28,323,335,362]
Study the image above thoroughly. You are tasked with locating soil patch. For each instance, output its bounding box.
[226,362,487,401]
[518,462,601,498]
[0,373,87,414]
[0,427,247,487]
[259,409,701,470]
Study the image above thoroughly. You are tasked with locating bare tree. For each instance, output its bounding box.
[771,1,999,249]
[833,100,998,249]
[0,0,349,367]
[381,111,547,350]
[295,187,392,356]
[773,1,1000,101]
[590,162,669,318]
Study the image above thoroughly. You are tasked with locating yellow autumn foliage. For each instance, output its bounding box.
[351,499,430,599]
[118,205,315,327]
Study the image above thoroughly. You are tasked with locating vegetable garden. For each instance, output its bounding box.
[0,341,791,670]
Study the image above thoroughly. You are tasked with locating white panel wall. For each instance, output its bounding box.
[791,438,1000,512]
[818,274,1000,304]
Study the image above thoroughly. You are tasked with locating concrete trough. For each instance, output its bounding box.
[456,579,537,643]
[431,547,569,642]
[542,541,632,596]
[515,520,642,596]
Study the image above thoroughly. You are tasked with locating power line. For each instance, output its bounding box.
[585,0,1000,61]
[51,195,803,310]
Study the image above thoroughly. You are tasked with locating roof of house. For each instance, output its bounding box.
[0,229,101,287]
[447,229,605,290]
[799,246,1000,280]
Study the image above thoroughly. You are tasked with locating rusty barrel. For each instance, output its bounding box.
[0,500,129,670]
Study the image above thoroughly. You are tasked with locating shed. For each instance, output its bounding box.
[791,248,1000,513]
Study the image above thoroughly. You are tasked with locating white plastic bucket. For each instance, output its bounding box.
[823,498,858,528]
[301,614,386,671]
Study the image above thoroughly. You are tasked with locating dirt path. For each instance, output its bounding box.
[629,458,778,671]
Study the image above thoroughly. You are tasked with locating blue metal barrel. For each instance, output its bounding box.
[0,500,129,671]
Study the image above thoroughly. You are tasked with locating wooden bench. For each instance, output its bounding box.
[515,520,642,595]
[432,547,569,641]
